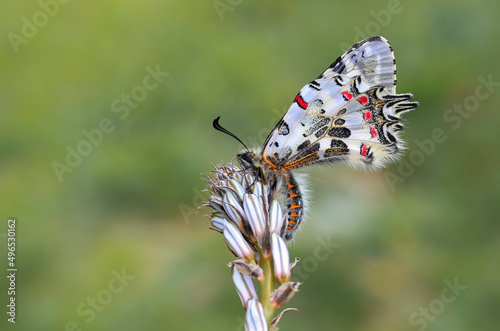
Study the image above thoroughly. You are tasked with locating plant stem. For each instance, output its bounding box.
[259,252,276,326]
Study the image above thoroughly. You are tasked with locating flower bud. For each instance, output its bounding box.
[232,265,258,310]
[243,194,266,243]
[210,213,226,232]
[223,191,245,229]
[224,222,255,261]
[269,199,284,235]
[245,298,268,331]
[271,233,291,284]
[229,179,246,197]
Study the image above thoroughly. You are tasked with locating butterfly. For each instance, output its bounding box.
[214,36,419,240]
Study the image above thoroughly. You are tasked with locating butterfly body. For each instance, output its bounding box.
[238,149,305,240]
[235,36,418,240]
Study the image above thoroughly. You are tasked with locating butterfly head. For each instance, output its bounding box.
[237,151,255,170]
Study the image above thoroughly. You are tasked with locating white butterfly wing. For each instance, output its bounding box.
[321,36,397,94]
[262,36,418,171]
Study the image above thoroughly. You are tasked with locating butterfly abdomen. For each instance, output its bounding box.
[281,171,304,241]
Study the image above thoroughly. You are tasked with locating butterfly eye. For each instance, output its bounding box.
[237,152,254,170]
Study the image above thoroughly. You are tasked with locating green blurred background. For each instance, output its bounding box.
[1,0,499,330]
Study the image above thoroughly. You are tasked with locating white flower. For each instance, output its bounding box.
[271,233,291,284]
[243,193,266,243]
[232,265,258,310]
[245,299,268,331]
[269,199,285,235]
[224,222,255,261]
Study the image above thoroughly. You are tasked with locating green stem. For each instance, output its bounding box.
[259,252,276,326]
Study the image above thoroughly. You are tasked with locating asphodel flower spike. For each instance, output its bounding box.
[203,163,301,330]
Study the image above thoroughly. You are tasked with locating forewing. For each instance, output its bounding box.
[323,36,397,94]
[262,37,418,171]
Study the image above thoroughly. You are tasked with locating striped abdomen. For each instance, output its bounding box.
[282,172,304,240]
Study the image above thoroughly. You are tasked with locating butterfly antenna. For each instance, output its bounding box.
[213,116,250,151]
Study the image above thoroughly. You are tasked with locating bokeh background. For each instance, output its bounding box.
[1,0,499,330]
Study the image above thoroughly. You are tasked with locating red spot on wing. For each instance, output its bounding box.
[295,94,308,109]
[341,91,353,101]
[370,127,378,138]
[360,144,368,156]
[363,111,372,121]
[357,95,368,105]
